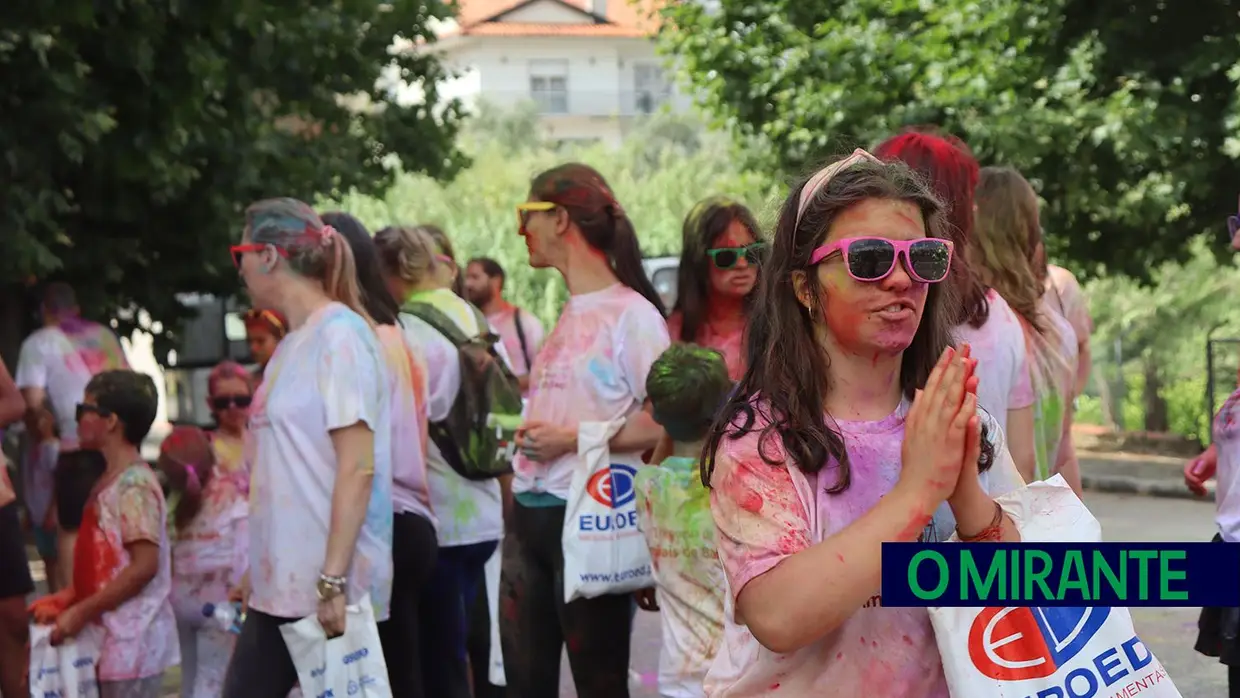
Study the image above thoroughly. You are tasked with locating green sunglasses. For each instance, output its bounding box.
[707,242,767,270]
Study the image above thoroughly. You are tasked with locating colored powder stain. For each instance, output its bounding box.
[902,634,913,645]
[835,652,843,660]
[769,683,781,690]
[738,489,763,513]
[871,640,878,648]
[836,553,845,563]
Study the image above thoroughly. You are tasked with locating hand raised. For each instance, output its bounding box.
[899,345,977,509]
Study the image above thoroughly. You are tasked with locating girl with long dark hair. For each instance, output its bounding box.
[323,212,438,698]
[876,130,1038,484]
[668,197,764,379]
[502,163,669,697]
[702,150,1023,695]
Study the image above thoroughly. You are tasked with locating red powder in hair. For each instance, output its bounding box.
[874,132,979,241]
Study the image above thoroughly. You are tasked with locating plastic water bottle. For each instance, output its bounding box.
[202,602,244,634]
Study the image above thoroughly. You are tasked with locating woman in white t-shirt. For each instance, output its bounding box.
[875,130,1038,481]
[375,224,513,698]
[504,163,670,697]
[221,198,393,698]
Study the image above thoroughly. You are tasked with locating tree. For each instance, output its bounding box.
[0,0,467,362]
[656,0,1240,279]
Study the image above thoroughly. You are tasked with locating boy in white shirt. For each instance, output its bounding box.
[635,344,732,698]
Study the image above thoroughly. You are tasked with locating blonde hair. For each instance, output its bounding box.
[970,167,1047,335]
[244,198,371,323]
[375,225,443,290]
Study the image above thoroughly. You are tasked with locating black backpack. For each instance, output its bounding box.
[403,301,524,481]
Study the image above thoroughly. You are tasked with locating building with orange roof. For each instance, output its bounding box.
[428,0,690,145]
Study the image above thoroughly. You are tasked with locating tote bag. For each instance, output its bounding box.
[928,476,1182,697]
[29,623,103,698]
[561,420,654,602]
[279,595,392,698]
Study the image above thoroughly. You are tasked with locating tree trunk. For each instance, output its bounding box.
[1143,358,1169,433]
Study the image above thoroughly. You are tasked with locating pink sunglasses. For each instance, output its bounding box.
[810,236,954,283]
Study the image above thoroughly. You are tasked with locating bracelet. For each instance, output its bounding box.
[957,501,1004,542]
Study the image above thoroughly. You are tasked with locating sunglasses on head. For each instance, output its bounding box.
[515,201,557,233]
[230,243,290,269]
[810,237,954,284]
[707,242,767,270]
[75,403,113,422]
[211,395,253,411]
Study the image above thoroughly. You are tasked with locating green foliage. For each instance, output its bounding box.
[657,0,1240,279]
[1082,237,1240,440]
[322,109,781,329]
[1,0,467,354]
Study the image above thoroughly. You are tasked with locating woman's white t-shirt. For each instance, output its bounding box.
[513,284,671,499]
[247,302,394,620]
[399,288,513,548]
[954,290,1036,434]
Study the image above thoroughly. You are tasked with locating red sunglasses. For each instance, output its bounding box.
[230,244,289,269]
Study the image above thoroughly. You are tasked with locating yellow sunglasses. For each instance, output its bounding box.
[516,201,557,233]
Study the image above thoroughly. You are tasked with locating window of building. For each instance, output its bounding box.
[529,60,569,114]
[633,63,671,114]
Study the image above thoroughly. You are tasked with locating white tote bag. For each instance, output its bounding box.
[279,595,392,698]
[928,475,1182,697]
[484,544,507,687]
[29,623,103,698]
[561,420,654,603]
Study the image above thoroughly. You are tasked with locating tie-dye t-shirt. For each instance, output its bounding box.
[1212,389,1240,543]
[247,302,393,620]
[635,455,725,698]
[515,283,671,499]
[376,324,434,525]
[1024,300,1079,481]
[401,288,514,547]
[666,312,745,381]
[15,322,130,448]
[170,435,249,622]
[76,464,179,681]
[953,290,1035,435]
[705,403,1024,697]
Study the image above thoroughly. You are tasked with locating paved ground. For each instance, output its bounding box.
[23,490,1220,697]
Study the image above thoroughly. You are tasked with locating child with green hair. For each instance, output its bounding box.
[635,343,733,698]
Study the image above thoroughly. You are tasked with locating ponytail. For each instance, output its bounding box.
[610,212,667,316]
[156,426,216,533]
[324,232,374,325]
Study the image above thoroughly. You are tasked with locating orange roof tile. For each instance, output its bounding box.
[450,0,662,37]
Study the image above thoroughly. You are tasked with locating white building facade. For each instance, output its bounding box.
[431,0,690,145]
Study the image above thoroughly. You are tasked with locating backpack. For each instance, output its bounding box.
[513,308,532,371]
[403,300,524,481]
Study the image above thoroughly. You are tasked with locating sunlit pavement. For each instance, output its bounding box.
[22,491,1224,697]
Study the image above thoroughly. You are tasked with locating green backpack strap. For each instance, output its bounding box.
[403,301,470,347]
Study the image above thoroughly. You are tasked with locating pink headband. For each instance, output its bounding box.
[794,148,882,228]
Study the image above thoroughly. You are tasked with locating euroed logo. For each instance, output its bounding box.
[969,607,1158,698]
[970,607,1111,680]
[585,463,637,509]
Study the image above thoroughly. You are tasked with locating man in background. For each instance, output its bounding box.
[464,258,546,394]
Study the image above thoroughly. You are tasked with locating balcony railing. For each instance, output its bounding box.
[479,89,677,117]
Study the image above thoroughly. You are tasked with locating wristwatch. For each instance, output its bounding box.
[316,573,347,602]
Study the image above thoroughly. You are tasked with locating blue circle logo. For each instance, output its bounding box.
[585,463,638,508]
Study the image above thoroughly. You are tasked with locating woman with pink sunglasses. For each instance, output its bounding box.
[701,150,1024,696]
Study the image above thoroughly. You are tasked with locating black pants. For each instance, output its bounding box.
[499,503,632,698]
[422,539,499,698]
[220,610,300,698]
[378,512,438,698]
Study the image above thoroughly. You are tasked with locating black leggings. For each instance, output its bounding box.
[378,512,438,698]
[499,502,632,698]
[221,610,300,698]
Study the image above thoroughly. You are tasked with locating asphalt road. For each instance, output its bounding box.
[559,490,1226,697]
